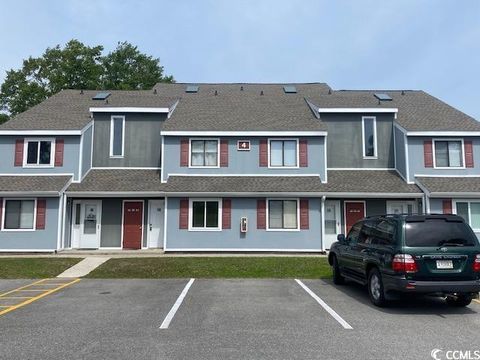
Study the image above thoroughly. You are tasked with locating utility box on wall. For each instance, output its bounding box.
[240,217,248,233]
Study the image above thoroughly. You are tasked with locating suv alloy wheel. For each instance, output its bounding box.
[368,268,387,307]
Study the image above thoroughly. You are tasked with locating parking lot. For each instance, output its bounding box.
[0,278,479,360]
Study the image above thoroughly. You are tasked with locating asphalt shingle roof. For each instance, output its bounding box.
[0,90,178,131]
[0,175,71,195]
[416,176,480,194]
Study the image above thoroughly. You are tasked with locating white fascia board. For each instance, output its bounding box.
[406,131,480,136]
[161,131,328,136]
[89,107,170,113]
[164,191,423,198]
[0,191,60,197]
[0,130,82,135]
[66,192,167,198]
[429,192,480,198]
[166,173,322,178]
[317,108,398,113]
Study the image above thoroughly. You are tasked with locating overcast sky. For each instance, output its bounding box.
[1,0,479,118]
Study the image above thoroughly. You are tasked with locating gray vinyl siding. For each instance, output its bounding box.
[322,113,395,168]
[394,126,407,179]
[81,125,93,178]
[0,197,59,250]
[92,113,166,168]
[0,135,80,180]
[165,197,322,251]
[163,136,326,180]
[407,137,480,182]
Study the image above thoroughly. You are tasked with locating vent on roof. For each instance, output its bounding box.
[186,85,199,93]
[92,92,111,100]
[283,85,297,94]
[374,93,392,101]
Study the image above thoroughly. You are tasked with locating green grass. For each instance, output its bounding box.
[0,258,83,279]
[86,257,332,279]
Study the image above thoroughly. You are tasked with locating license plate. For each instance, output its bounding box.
[436,260,453,269]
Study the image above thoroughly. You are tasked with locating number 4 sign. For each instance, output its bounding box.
[237,140,251,151]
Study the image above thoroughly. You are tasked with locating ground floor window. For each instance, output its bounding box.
[2,199,35,230]
[190,199,221,230]
[268,199,298,230]
[455,201,480,231]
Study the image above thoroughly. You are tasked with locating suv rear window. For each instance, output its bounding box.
[405,218,479,247]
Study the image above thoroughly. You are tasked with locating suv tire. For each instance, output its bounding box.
[332,255,345,285]
[446,294,472,307]
[368,268,387,307]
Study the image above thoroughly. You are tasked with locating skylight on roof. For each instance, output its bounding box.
[186,85,199,93]
[283,85,297,94]
[374,93,392,101]
[92,92,111,100]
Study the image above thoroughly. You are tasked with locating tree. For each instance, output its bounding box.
[101,41,174,90]
[0,40,174,116]
[0,113,9,125]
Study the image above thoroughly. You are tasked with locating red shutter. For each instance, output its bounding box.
[54,139,64,167]
[442,199,452,214]
[222,198,231,229]
[300,199,309,229]
[299,139,308,167]
[424,139,433,168]
[179,198,189,229]
[220,139,229,167]
[180,138,189,167]
[36,199,46,230]
[259,139,268,167]
[14,139,24,166]
[257,199,266,229]
[465,140,474,168]
[0,198,3,229]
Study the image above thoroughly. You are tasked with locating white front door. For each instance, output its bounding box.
[147,200,165,248]
[387,201,417,215]
[71,200,102,249]
[324,200,341,250]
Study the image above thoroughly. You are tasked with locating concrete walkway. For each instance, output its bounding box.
[57,257,110,278]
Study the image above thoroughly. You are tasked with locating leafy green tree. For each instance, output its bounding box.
[0,40,174,116]
[0,113,9,124]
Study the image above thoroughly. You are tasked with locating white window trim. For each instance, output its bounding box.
[266,198,300,232]
[23,138,56,168]
[188,198,222,231]
[452,199,480,232]
[109,115,125,158]
[362,116,377,159]
[1,198,37,232]
[432,138,465,169]
[188,138,220,168]
[237,140,251,151]
[267,138,300,169]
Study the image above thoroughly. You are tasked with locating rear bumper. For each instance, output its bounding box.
[383,274,480,294]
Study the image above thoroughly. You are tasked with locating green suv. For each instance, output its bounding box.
[328,214,480,307]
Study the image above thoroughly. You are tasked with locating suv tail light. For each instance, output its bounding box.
[473,254,480,272]
[392,254,418,273]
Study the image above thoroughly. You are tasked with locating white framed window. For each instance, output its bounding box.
[267,199,300,231]
[1,199,37,231]
[23,138,55,167]
[189,198,222,231]
[454,200,480,231]
[189,139,219,168]
[110,115,125,158]
[362,116,377,159]
[433,139,464,168]
[268,139,298,168]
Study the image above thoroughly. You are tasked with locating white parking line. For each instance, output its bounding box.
[295,279,353,330]
[160,278,195,329]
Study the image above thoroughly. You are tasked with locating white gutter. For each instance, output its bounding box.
[89,107,170,113]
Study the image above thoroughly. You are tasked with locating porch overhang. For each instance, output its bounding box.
[416,176,480,199]
[0,175,72,197]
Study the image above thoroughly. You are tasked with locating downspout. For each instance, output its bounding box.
[424,193,431,214]
[321,196,326,252]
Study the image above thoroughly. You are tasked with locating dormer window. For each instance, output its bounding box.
[190,139,219,167]
[362,116,377,159]
[269,139,298,168]
[434,140,464,168]
[24,138,55,167]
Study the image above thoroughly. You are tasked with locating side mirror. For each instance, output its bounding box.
[337,234,346,244]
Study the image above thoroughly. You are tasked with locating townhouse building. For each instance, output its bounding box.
[0,83,479,252]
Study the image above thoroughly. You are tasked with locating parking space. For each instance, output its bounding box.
[0,278,478,359]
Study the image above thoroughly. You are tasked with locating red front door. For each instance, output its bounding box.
[345,202,365,234]
[123,201,143,249]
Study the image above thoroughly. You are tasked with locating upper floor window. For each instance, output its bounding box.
[190,199,221,230]
[267,199,299,230]
[434,140,463,168]
[269,139,298,168]
[2,199,35,230]
[24,138,54,167]
[362,116,377,158]
[110,115,125,158]
[190,139,219,167]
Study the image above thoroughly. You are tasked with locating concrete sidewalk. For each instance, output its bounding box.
[57,257,110,278]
